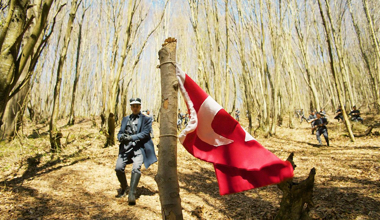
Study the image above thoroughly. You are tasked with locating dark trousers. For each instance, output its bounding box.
[316,128,329,146]
[115,148,144,174]
[351,116,363,122]
[300,115,307,123]
[334,115,344,121]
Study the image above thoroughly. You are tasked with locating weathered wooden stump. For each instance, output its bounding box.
[275,153,316,220]
[106,113,115,147]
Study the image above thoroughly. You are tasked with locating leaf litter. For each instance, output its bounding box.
[0,115,379,219]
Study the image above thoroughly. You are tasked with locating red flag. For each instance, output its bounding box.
[176,66,294,195]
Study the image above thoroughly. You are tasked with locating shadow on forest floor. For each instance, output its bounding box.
[1,148,89,189]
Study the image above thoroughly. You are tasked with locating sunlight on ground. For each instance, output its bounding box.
[1,114,379,219]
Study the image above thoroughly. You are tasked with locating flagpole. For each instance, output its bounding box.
[155,37,184,219]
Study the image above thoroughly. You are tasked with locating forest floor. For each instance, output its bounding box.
[0,112,379,220]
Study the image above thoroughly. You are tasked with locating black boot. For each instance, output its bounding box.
[128,172,141,205]
[116,171,128,198]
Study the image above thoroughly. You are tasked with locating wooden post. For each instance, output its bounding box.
[155,37,183,220]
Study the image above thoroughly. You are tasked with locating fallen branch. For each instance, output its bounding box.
[353,126,373,137]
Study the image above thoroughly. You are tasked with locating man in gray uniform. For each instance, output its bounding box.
[307,111,317,134]
[313,112,329,146]
[115,98,157,205]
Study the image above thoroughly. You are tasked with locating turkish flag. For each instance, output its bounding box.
[176,66,294,195]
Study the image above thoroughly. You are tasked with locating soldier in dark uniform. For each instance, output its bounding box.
[313,112,329,146]
[320,108,326,118]
[348,105,363,124]
[115,98,157,205]
[334,105,344,122]
[177,109,184,130]
[184,113,189,127]
[235,109,240,122]
[307,111,317,134]
[299,109,307,123]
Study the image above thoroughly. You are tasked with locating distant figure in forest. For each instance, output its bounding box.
[299,109,307,123]
[348,105,364,124]
[115,98,157,205]
[235,109,240,122]
[184,113,189,127]
[313,112,330,146]
[320,108,326,117]
[307,111,317,134]
[334,105,344,122]
[177,109,184,130]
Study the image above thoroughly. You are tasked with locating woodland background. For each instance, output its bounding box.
[1,0,379,141]
[0,0,380,219]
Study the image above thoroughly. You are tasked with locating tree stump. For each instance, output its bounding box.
[276,153,316,220]
[106,113,115,147]
[100,113,106,129]
[90,114,97,128]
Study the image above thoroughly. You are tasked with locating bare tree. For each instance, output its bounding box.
[50,0,82,151]
[0,0,54,130]
[317,0,355,142]
[104,0,169,147]
[68,3,89,125]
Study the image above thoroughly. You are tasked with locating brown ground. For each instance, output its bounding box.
[0,113,379,220]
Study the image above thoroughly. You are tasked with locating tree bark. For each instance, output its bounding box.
[50,0,81,151]
[0,0,28,129]
[0,0,54,130]
[236,0,253,134]
[68,7,87,125]
[155,37,183,220]
[276,153,316,220]
[348,0,380,112]
[0,82,29,140]
[317,0,355,142]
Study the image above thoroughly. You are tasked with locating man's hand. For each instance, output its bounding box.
[125,135,132,141]
[120,134,132,144]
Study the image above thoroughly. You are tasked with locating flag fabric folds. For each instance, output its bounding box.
[176,66,294,195]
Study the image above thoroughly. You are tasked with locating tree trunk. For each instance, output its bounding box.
[348,0,380,112]
[0,0,54,129]
[188,0,209,94]
[0,0,28,129]
[68,8,87,125]
[50,0,81,151]
[317,0,355,142]
[155,37,183,220]
[0,82,29,140]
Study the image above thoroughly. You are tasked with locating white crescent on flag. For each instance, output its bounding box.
[197,96,234,147]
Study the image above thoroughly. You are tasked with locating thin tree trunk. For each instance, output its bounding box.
[155,38,183,220]
[236,0,253,134]
[50,0,81,151]
[362,0,380,65]
[188,0,209,93]
[68,8,87,125]
[317,0,355,142]
[348,0,380,112]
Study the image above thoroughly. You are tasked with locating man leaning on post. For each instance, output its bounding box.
[115,98,157,205]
